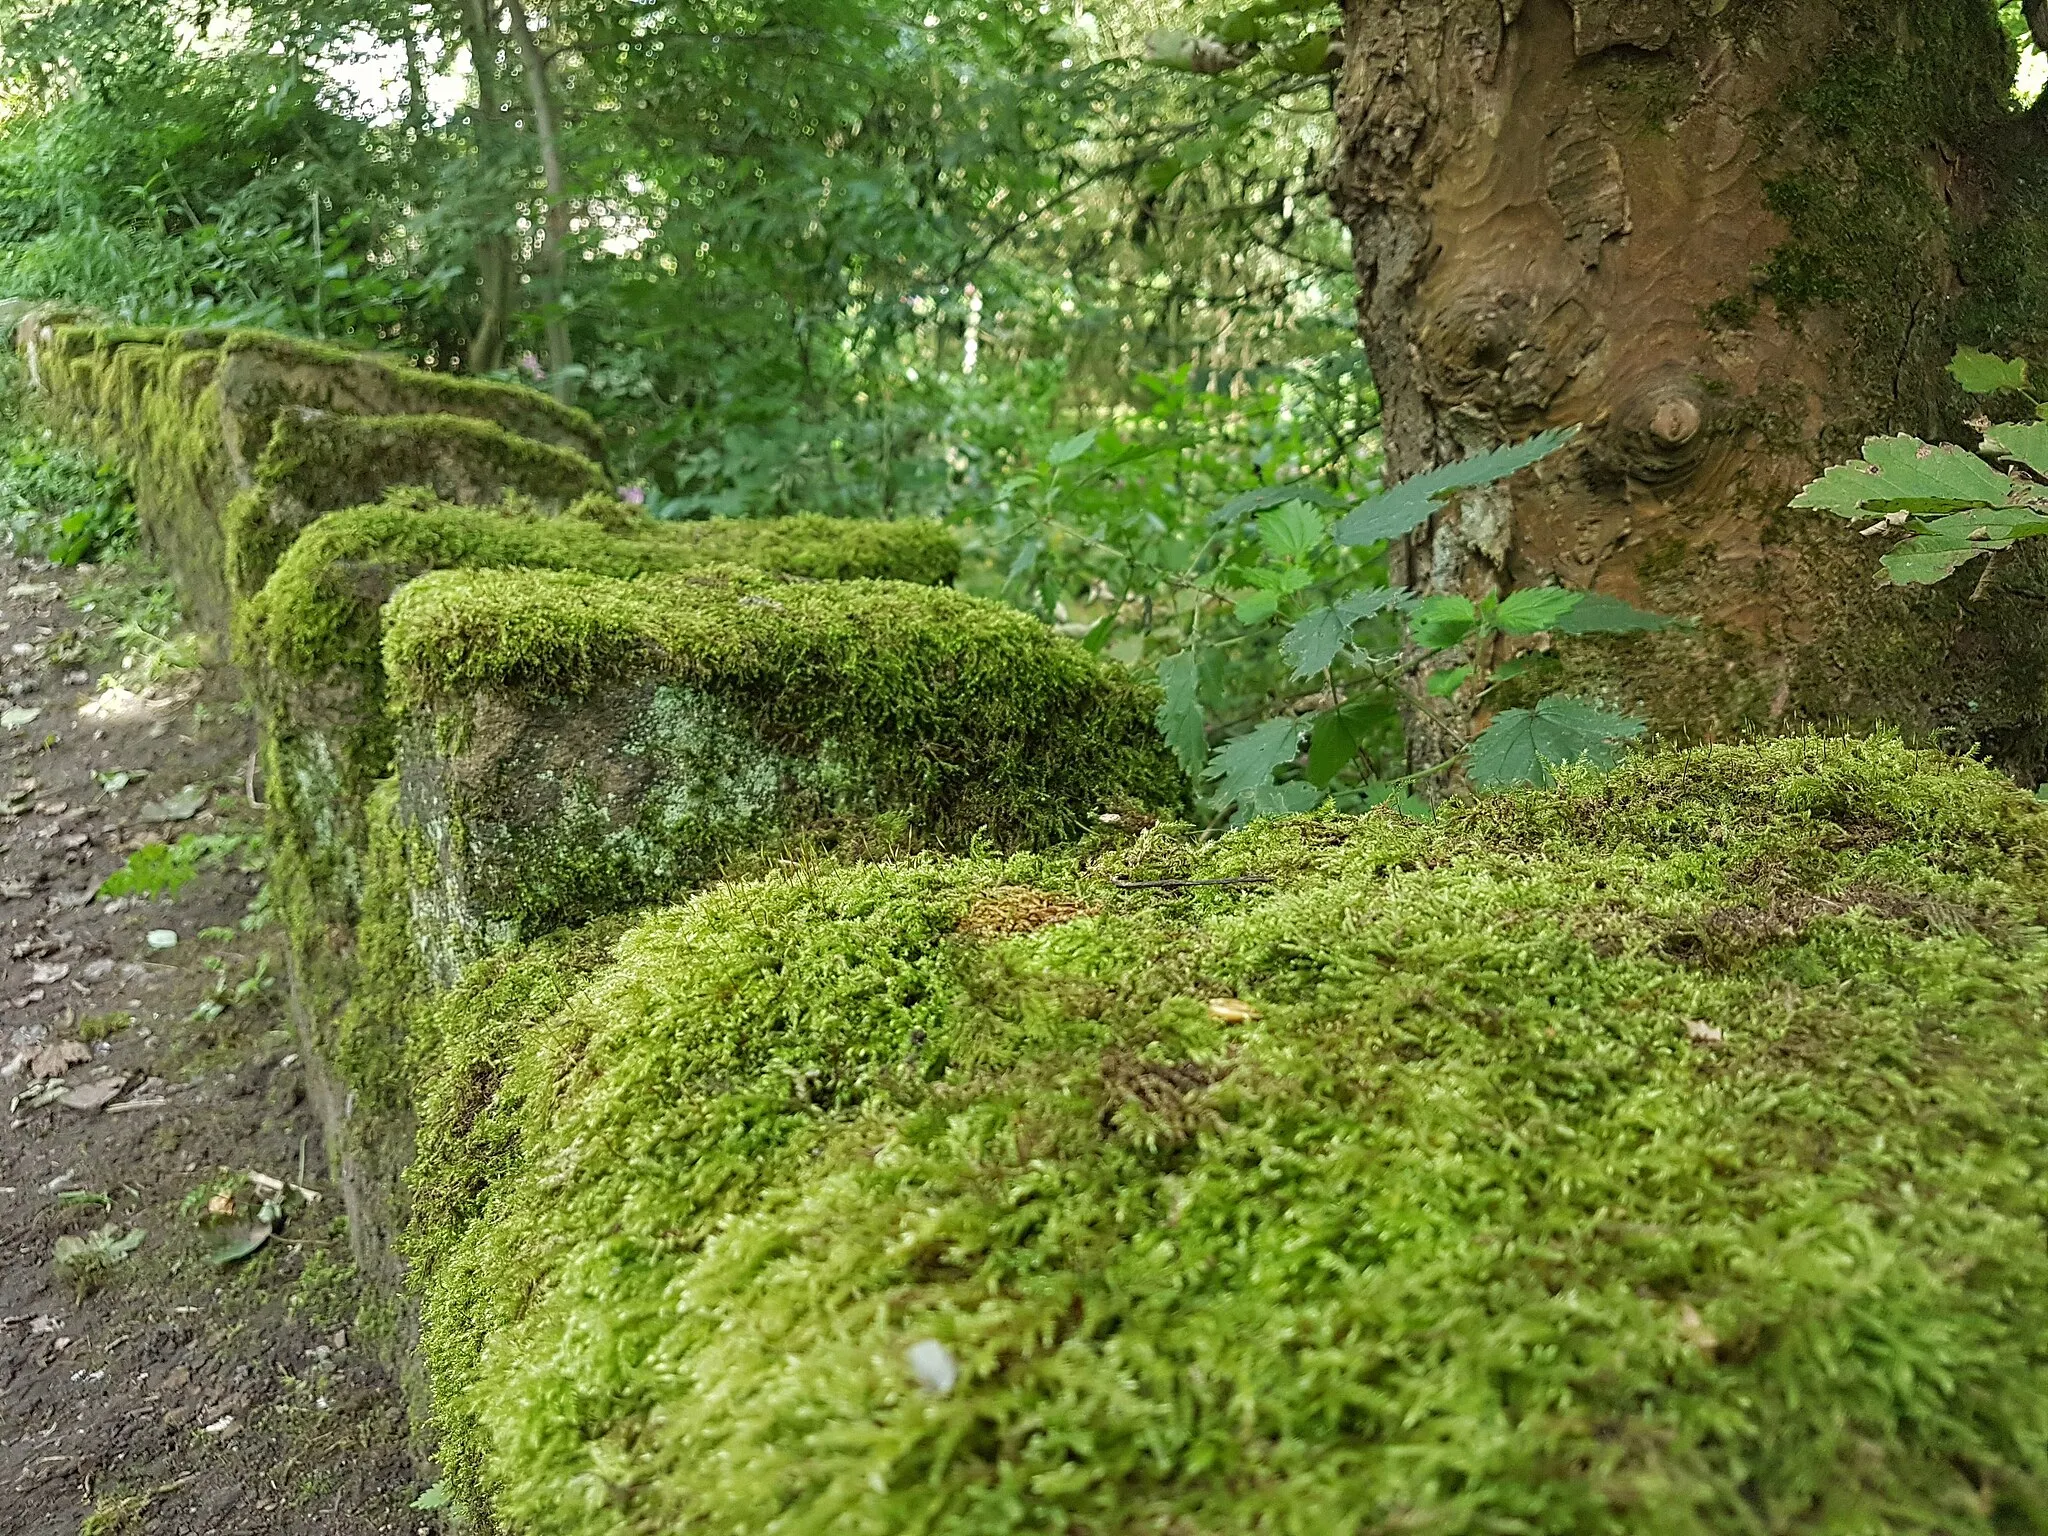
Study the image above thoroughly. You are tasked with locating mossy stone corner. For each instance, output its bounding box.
[221,408,611,602]
[381,563,1184,976]
[241,490,967,956]
[402,734,2048,1533]
[15,319,605,637]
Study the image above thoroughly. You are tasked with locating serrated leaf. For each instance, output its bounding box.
[1411,594,1477,650]
[1232,590,1280,626]
[1236,564,1312,594]
[1306,697,1388,787]
[1425,664,1472,698]
[1202,716,1303,805]
[1919,507,2048,540]
[1468,696,1646,789]
[1493,587,1584,635]
[1790,435,2013,517]
[1154,651,1207,777]
[1949,347,2029,395]
[1276,587,1402,680]
[1235,780,1324,824]
[1047,429,1099,466]
[1550,592,1682,635]
[1978,420,2048,478]
[1879,537,1990,585]
[1212,483,1342,524]
[1332,428,1579,547]
[1256,501,1325,562]
[1279,606,1350,680]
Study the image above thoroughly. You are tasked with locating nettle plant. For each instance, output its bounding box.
[1153,430,1677,819]
[1793,347,2048,586]
[997,419,1675,821]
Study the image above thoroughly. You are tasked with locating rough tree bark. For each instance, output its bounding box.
[1330,0,2048,780]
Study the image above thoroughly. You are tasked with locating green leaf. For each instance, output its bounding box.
[1550,592,1683,635]
[1493,586,1584,635]
[1213,483,1342,522]
[208,1222,274,1266]
[1468,696,1647,789]
[1878,537,1992,585]
[1236,780,1324,823]
[1411,594,1478,650]
[1237,564,1313,594]
[1256,501,1325,562]
[1154,651,1208,778]
[1202,716,1303,805]
[1046,429,1099,466]
[411,1484,454,1513]
[1977,420,2048,478]
[1277,587,1403,679]
[1919,506,2048,540]
[1232,590,1280,626]
[1425,664,1473,698]
[1332,428,1580,547]
[1949,347,2029,395]
[1306,698,1387,788]
[1790,435,2014,518]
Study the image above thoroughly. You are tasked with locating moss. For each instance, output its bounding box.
[18,319,612,636]
[1747,1,2012,445]
[209,327,604,459]
[241,492,960,688]
[238,493,966,948]
[223,409,611,600]
[404,735,2048,1533]
[379,563,1182,940]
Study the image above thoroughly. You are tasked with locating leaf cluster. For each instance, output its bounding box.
[1792,346,2048,585]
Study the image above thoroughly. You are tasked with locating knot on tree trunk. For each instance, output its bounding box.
[1601,370,1717,483]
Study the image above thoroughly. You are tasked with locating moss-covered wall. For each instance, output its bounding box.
[16,319,608,636]
[380,563,1181,974]
[222,408,611,601]
[401,735,2048,1533]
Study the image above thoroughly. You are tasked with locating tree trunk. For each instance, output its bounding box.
[1331,0,2048,781]
[462,0,516,375]
[504,0,576,405]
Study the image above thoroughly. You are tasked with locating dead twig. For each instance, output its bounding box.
[1112,876,1273,890]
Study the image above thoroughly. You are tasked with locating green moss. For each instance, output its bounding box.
[406,735,2048,1533]
[380,564,1182,925]
[239,494,966,945]
[223,410,611,599]
[1748,1,2013,444]
[241,493,960,688]
[18,319,612,635]
[209,327,603,459]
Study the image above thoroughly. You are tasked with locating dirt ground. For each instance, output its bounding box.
[0,549,430,1534]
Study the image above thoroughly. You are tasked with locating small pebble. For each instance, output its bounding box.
[906,1339,958,1395]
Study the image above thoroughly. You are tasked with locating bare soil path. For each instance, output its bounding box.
[0,550,428,1534]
